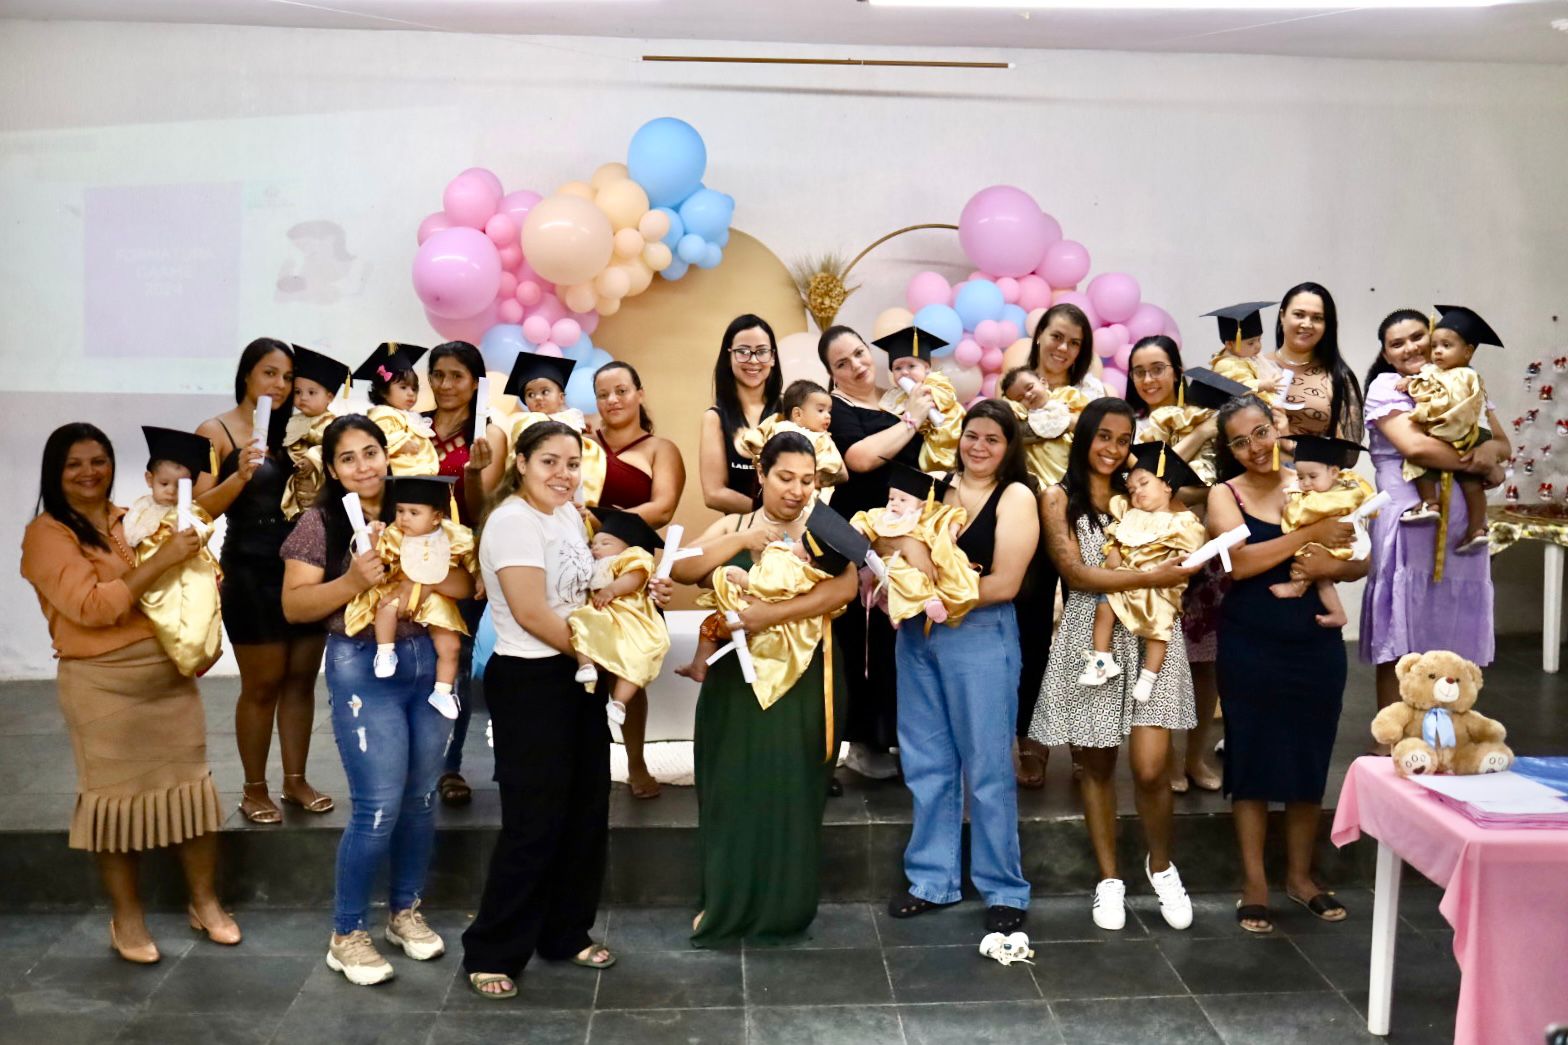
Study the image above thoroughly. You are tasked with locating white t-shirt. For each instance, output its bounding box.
[480,496,594,659]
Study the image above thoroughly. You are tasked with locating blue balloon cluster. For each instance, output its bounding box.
[626,117,734,283]
[478,323,613,416]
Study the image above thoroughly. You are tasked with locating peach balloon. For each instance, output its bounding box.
[521,194,614,286]
[642,242,673,271]
[558,181,595,201]
[598,297,622,317]
[591,162,630,190]
[638,209,671,242]
[623,261,654,297]
[596,179,651,231]
[1001,336,1033,373]
[595,266,631,300]
[562,283,598,314]
[873,307,915,340]
[613,227,645,259]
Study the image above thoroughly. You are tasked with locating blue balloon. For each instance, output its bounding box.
[656,207,684,248]
[661,258,690,281]
[561,333,593,363]
[999,304,1029,338]
[954,279,1006,331]
[911,304,964,350]
[713,227,730,248]
[626,117,707,209]
[565,364,599,416]
[678,188,734,242]
[696,243,723,270]
[676,233,708,265]
[478,324,526,373]
[586,347,615,369]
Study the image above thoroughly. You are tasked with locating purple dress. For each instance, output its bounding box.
[1358,373,1494,667]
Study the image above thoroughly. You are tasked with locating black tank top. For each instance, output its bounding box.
[217,419,293,560]
[708,405,761,506]
[955,482,1007,576]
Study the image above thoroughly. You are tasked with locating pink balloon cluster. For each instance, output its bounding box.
[930,184,1183,401]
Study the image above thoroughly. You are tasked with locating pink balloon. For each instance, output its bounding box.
[1087,272,1141,325]
[906,271,952,314]
[1093,323,1128,359]
[1113,343,1133,371]
[497,245,522,270]
[426,303,497,345]
[1016,275,1051,312]
[954,338,983,368]
[1101,368,1128,398]
[981,347,1005,373]
[528,293,567,326]
[1052,290,1100,330]
[577,312,600,336]
[516,281,543,306]
[1038,240,1091,289]
[1025,308,1048,337]
[516,259,554,292]
[412,227,503,319]
[971,320,999,350]
[417,211,452,246]
[551,318,581,347]
[522,315,552,344]
[497,271,518,298]
[498,189,543,231]
[485,213,519,249]
[1124,302,1167,343]
[980,373,999,397]
[535,342,563,358]
[497,299,523,325]
[996,277,1020,305]
[1039,213,1063,249]
[1162,321,1183,348]
[443,171,502,230]
[959,185,1053,278]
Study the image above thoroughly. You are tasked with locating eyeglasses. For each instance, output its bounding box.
[1129,363,1172,381]
[729,347,774,363]
[1226,424,1277,452]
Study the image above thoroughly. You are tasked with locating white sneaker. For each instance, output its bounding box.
[1091,878,1126,931]
[1133,669,1157,704]
[1077,651,1121,688]
[427,688,459,720]
[485,718,493,748]
[606,699,627,726]
[1146,856,1193,930]
[326,930,395,985]
[844,743,900,781]
[373,647,398,679]
[385,901,446,960]
[575,663,599,690]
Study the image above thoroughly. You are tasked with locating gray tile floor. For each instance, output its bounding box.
[0,888,1460,1044]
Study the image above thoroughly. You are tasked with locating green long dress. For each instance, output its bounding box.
[691,550,843,948]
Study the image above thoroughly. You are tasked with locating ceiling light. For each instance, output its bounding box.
[864,0,1504,9]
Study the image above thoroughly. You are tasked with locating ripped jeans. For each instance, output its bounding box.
[325,633,449,934]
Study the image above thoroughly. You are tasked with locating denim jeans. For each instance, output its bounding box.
[325,633,450,934]
[442,634,475,776]
[895,602,1030,909]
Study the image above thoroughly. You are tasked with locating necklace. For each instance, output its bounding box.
[1276,348,1314,367]
[758,507,799,528]
[955,475,996,516]
[101,521,135,568]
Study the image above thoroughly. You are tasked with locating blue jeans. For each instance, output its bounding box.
[443,634,475,775]
[895,603,1030,909]
[325,633,450,934]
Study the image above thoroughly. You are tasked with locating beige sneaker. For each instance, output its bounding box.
[386,901,446,961]
[326,929,395,986]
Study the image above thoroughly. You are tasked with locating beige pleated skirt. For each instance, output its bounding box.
[56,637,222,852]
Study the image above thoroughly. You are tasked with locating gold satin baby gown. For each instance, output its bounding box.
[880,372,963,472]
[1282,471,1377,561]
[1140,403,1219,485]
[568,547,671,689]
[1101,495,1208,643]
[850,501,979,628]
[281,410,335,520]
[368,405,441,477]
[1401,365,1488,481]
[738,416,846,487]
[124,496,223,677]
[344,519,477,638]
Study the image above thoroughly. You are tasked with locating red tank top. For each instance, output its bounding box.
[597,432,655,509]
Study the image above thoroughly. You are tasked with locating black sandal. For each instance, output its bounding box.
[438,773,472,807]
[1287,891,1347,922]
[888,891,957,920]
[1236,902,1275,934]
[984,905,1027,934]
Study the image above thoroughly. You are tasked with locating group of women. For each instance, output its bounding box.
[21,281,1505,990]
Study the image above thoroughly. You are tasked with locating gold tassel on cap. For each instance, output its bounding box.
[1233,326,1243,355]
[208,444,219,476]
[1270,440,1280,472]
[1178,380,1185,408]
[1156,443,1167,478]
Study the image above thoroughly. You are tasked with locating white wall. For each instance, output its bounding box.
[2,20,1565,678]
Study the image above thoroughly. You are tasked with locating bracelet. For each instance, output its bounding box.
[903,413,917,430]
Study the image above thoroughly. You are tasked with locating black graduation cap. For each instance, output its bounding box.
[590,507,664,552]
[803,503,872,576]
[883,458,951,502]
[1203,301,1275,346]
[1181,368,1251,411]
[873,326,949,366]
[352,342,428,384]
[386,474,457,509]
[1432,306,1503,349]
[504,351,577,399]
[290,345,350,395]
[1127,441,1205,491]
[142,426,216,478]
[1292,435,1367,469]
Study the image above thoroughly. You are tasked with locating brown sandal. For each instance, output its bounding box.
[239,781,282,825]
[1016,740,1047,790]
[438,773,472,806]
[280,774,334,814]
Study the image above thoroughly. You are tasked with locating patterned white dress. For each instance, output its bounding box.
[1028,512,1197,749]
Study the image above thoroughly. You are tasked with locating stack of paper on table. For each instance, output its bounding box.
[1406,771,1568,829]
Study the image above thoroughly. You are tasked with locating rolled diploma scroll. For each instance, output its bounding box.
[1348,490,1393,523]
[1181,523,1251,573]
[176,477,194,532]
[705,610,758,683]
[863,549,889,584]
[653,524,702,581]
[897,377,947,427]
[1273,367,1302,410]
[474,377,489,437]
[252,395,273,450]
[1346,489,1392,562]
[342,492,373,554]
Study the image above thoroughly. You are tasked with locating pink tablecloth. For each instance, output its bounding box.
[1331,757,1568,1045]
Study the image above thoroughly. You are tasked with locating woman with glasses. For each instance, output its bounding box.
[1207,395,1363,935]
[698,315,783,514]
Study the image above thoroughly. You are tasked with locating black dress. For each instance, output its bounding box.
[1012,539,1059,739]
[217,420,311,644]
[1215,496,1345,803]
[826,396,923,751]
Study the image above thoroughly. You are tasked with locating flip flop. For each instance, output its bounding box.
[1236,901,1274,935]
[438,773,472,807]
[888,891,958,920]
[467,972,517,999]
[1287,891,1348,922]
[570,944,616,969]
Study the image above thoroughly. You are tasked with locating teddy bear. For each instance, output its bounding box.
[1371,649,1512,777]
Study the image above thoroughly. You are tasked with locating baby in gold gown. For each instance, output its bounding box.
[503,350,607,506]
[850,462,978,628]
[1273,435,1378,629]
[1080,443,1208,703]
[345,476,476,720]
[568,508,671,727]
[875,326,963,473]
[1202,300,1293,429]
[1000,367,1089,488]
[125,427,223,677]
[737,380,846,488]
[281,345,348,519]
[353,342,440,478]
